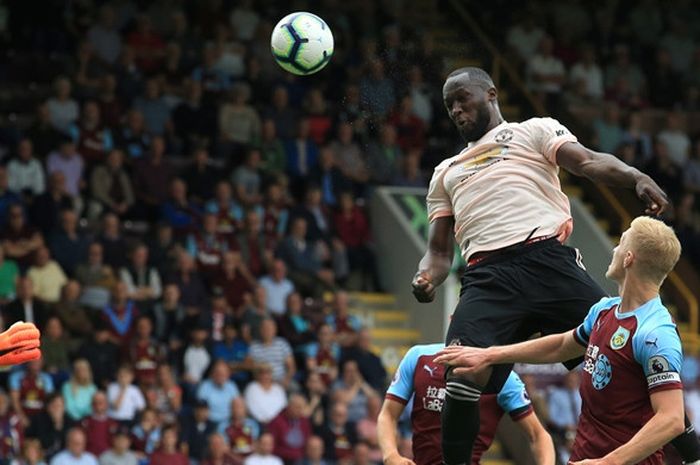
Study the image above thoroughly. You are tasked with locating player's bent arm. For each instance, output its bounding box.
[413,216,455,302]
[601,389,685,465]
[556,142,669,215]
[515,413,556,465]
[436,331,584,372]
[377,398,415,465]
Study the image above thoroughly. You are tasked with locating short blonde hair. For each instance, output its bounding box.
[626,216,681,283]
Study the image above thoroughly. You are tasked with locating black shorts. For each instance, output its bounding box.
[445,238,607,393]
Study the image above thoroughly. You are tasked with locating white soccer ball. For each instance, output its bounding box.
[270,12,334,76]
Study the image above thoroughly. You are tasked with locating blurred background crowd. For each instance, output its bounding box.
[0,1,698,465]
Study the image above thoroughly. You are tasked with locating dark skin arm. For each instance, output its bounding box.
[411,215,455,303]
[556,142,669,216]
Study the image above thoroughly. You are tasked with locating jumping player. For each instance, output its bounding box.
[410,66,700,465]
[377,343,554,465]
[0,322,41,365]
[435,217,688,464]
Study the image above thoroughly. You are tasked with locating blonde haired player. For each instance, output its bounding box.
[0,322,41,365]
[435,217,693,465]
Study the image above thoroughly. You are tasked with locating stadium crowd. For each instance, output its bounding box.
[0,1,698,465]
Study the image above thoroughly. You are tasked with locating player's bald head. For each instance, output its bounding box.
[445,67,495,90]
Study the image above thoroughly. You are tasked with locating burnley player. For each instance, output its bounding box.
[435,217,691,465]
[409,66,689,465]
[377,343,554,465]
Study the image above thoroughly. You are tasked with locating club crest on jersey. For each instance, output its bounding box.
[494,128,513,143]
[610,326,630,350]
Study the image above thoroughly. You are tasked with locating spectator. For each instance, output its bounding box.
[388,95,426,152]
[303,89,333,145]
[306,324,340,387]
[161,178,201,235]
[213,322,251,384]
[49,427,98,465]
[295,436,328,465]
[46,138,84,199]
[41,317,72,385]
[359,59,395,118]
[148,223,180,277]
[127,15,165,74]
[46,77,80,134]
[69,101,114,166]
[8,138,46,196]
[106,365,146,423]
[0,166,21,226]
[81,392,119,457]
[127,316,163,387]
[660,17,695,74]
[605,44,646,98]
[325,291,361,348]
[309,147,351,208]
[621,112,653,166]
[224,398,260,458]
[568,46,603,101]
[119,244,162,312]
[128,408,161,458]
[187,213,232,275]
[26,102,64,161]
[77,323,120,390]
[352,443,373,465]
[355,395,382,463]
[2,204,43,271]
[658,112,691,167]
[198,281,234,343]
[30,171,74,236]
[329,122,368,187]
[592,103,625,155]
[215,251,256,314]
[48,209,89,277]
[247,319,295,387]
[151,284,186,346]
[191,44,231,103]
[87,5,122,65]
[405,65,434,125]
[267,394,312,464]
[173,81,213,156]
[96,75,123,130]
[133,78,172,136]
[89,149,134,219]
[115,110,151,161]
[201,433,240,465]
[231,148,263,208]
[258,260,294,317]
[55,280,93,341]
[149,424,188,465]
[316,402,356,464]
[62,360,98,422]
[101,282,140,348]
[234,209,273,278]
[548,371,582,463]
[241,286,270,341]
[183,148,219,204]
[260,119,286,176]
[152,365,182,424]
[645,140,683,201]
[527,36,566,110]
[277,292,315,357]
[98,429,138,465]
[0,390,23,460]
[205,181,244,234]
[75,242,116,310]
[219,83,261,155]
[197,360,241,428]
[284,119,319,186]
[3,276,50,329]
[506,13,545,63]
[0,245,19,303]
[339,329,386,393]
[179,401,217,464]
[647,48,683,109]
[97,214,129,271]
[391,148,426,188]
[331,360,377,424]
[243,433,283,465]
[262,183,290,241]
[685,139,700,194]
[26,394,69,460]
[27,246,68,304]
[133,137,174,221]
[182,325,212,386]
[243,365,287,425]
[167,252,208,312]
[366,124,402,185]
[265,87,298,140]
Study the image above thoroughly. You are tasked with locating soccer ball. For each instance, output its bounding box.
[271,12,334,76]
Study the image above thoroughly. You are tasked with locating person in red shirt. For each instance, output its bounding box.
[127,15,165,74]
[128,316,163,387]
[150,424,189,465]
[387,95,426,152]
[267,394,313,465]
[224,398,259,459]
[333,191,380,292]
[215,251,256,316]
[81,391,118,456]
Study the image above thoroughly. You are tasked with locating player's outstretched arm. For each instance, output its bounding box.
[412,216,455,303]
[516,413,556,465]
[556,142,669,216]
[377,399,416,465]
[570,389,685,465]
[434,331,584,374]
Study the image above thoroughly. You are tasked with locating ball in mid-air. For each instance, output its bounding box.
[271,12,334,75]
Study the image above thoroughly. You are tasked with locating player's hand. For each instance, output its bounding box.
[569,459,611,465]
[434,345,492,374]
[383,452,416,465]
[411,271,436,303]
[635,176,669,216]
[0,321,41,366]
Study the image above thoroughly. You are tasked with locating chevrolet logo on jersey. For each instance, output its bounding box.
[610,326,630,350]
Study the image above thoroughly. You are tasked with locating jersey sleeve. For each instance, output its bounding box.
[497,372,533,421]
[633,321,683,393]
[385,346,420,404]
[524,117,578,165]
[426,161,453,222]
[574,297,617,346]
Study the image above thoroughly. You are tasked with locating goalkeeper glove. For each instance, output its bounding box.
[0,322,41,366]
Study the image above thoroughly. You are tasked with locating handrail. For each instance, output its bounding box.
[447,0,547,116]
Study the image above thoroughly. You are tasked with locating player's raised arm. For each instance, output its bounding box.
[434,330,584,374]
[412,215,455,303]
[377,399,416,465]
[556,141,669,216]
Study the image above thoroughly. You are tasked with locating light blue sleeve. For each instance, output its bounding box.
[185,235,198,257]
[43,373,55,394]
[496,372,531,414]
[575,297,618,345]
[196,381,210,401]
[386,346,420,402]
[103,129,114,152]
[633,314,683,391]
[8,372,22,391]
[306,343,319,359]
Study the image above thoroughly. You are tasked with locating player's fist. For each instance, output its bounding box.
[411,271,435,303]
[0,322,41,366]
[635,175,669,216]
